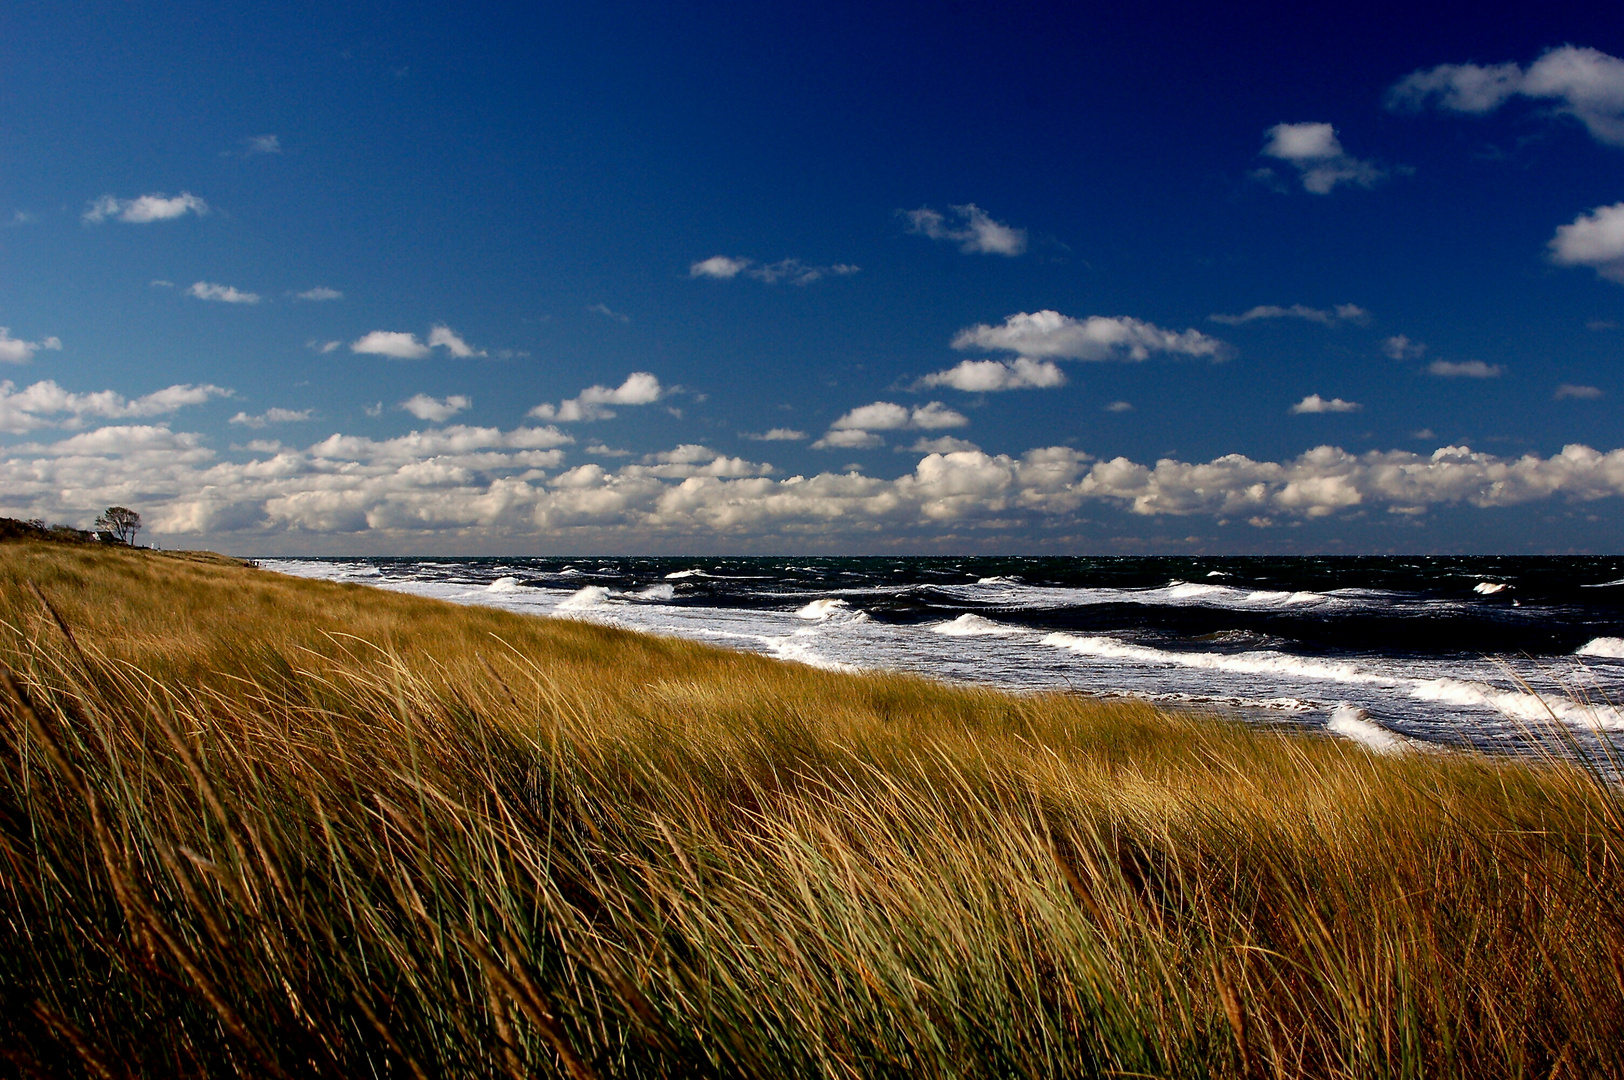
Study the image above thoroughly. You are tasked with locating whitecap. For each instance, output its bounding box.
[976,575,1023,585]
[797,598,852,620]
[1576,637,1624,659]
[637,583,676,601]
[931,613,1027,637]
[1473,581,1509,595]
[557,586,611,611]
[666,569,709,579]
[485,576,523,593]
[1327,706,1408,755]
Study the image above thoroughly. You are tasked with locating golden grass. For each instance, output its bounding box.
[2,538,1622,1077]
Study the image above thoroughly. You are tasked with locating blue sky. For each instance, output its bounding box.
[3,0,1622,554]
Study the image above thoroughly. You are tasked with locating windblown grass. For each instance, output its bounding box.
[2,539,1622,1077]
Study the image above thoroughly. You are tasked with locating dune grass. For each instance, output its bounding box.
[2,539,1622,1077]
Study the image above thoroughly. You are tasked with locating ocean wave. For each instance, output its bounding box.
[636,583,677,601]
[557,586,612,611]
[665,568,710,579]
[796,598,869,622]
[485,576,523,593]
[758,634,862,672]
[1473,581,1509,595]
[1326,706,1409,755]
[1042,632,1624,729]
[1577,637,1624,658]
[931,613,1028,637]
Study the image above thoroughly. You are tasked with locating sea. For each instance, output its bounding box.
[263,556,1624,767]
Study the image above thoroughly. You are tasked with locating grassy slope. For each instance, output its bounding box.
[1,539,1621,1078]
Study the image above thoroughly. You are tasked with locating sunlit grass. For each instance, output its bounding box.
[2,538,1621,1077]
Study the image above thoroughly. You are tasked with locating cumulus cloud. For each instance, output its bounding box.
[1260,123,1389,194]
[917,357,1067,392]
[187,281,261,304]
[1383,335,1427,360]
[0,380,229,434]
[902,204,1028,256]
[230,408,313,428]
[83,192,208,224]
[1549,202,1624,284]
[623,445,775,479]
[813,400,967,449]
[952,310,1225,363]
[1556,383,1604,400]
[906,436,981,454]
[688,256,859,285]
[1428,360,1502,378]
[1210,303,1369,326]
[295,287,342,301]
[0,328,63,365]
[351,325,485,360]
[1290,394,1361,414]
[245,134,281,155]
[12,423,1624,543]
[529,372,663,422]
[1388,46,1624,146]
[400,394,471,422]
[741,428,807,441]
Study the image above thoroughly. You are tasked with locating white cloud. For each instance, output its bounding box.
[688,255,859,285]
[245,134,281,154]
[1388,46,1624,146]
[426,324,485,357]
[308,340,343,354]
[351,325,485,360]
[1549,202,1624,284]
[810,429,884,450]
[11,412,1624,541]
[1261,123,1389,194]
[952,310,1225,362]
[0,328,63,365]
[187,281,261,304]
[906,436,981,454]
[1556,383,1604,400]
[529,372,663,422]
[1428,360,1502,378]
[1290,394,1361,414]
[295,287,343,301]
[903,204,1028,256]
[814,400,967,449]
[0,380,229,434]
[230,408,313,428]
[1209,303,1369,326]
[741,428,807,441]
[1383,335,1427,360]
[400,394,472,422]
[83,192,208,224]
[689,255,750,279]
[352,331,430,359]
[918,357,1066,392]
[1105,401,1134,413]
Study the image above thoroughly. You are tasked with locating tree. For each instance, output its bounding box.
[95,506,141,545]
